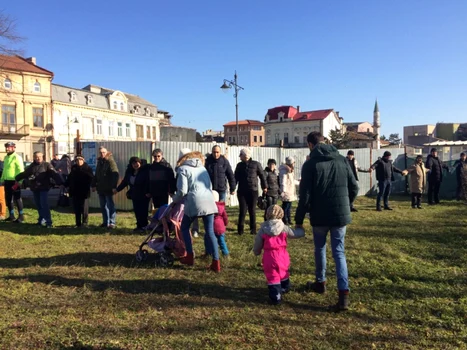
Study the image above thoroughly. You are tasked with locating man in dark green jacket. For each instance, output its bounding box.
[91,146,119,229]
[295,132,359,311]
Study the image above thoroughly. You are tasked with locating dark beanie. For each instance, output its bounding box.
[383,151,391,157]
[267,158,276,165]
[347,150,354,156]
[430,148,437,153]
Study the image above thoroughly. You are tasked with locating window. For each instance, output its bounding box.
[152,126,156,139]
[69,91,77,102]
[113,101,117,110]
[228,136,232,143]
[117,122,123,137]
[136,124,144,139]
[34,82,41,93]
[4,78,11,89]
[145,107,151,116]
[96,120,102,135]
[146,126,151,139]
[125,123,131,137]
[86,95,93,105]
[254,135,257,142]
[284,132,289,144]
[33,107,43,128]
[2,105,16,125]
[253,126,261,130]
[260,135,262,142]
[294,136,299,144]
[120,102,124,111]
[303,136,307,144]
[109,121,115,136]
[275,133,279,144]
[233,137,236,143]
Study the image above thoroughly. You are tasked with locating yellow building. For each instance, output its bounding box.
[0,55,54,161]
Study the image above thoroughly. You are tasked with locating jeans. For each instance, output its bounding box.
[133,197,150,229]
[377,180,392,208]
[411,193,422,207]
[312,226,349,291]
[204,233,229,256]
[281,201,292,224]
[263,196,277,220]
[98,194,116,226]
[33,190,52,225]
[427,180,441,204]
[72,197,89,226]
[181,214,219,260]
[218,191,226,202]
[237,191,258,234]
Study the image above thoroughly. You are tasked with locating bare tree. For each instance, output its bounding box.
[0,10,24,56]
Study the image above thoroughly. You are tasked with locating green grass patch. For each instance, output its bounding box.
[0,196,466,349]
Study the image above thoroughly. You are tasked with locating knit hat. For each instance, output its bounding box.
[212,190,219,202]
[267,158,276,166]
[266,205,284,220]
[179,148,191,159]
[240,148,251,159]
[285,156,295,165]
[430,148,437,153]
[75,154,84,160]
[347,150,354,156]
[383,151,391,157]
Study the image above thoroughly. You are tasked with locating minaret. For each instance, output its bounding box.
[373,99,381,149]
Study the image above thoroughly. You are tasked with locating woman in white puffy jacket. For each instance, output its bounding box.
[279,156,297,225]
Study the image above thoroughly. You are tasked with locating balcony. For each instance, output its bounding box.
[0,124,30,137]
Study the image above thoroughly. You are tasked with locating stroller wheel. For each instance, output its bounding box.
[154,252,162,267]
[136,249,148,263]
[158,252,170,268]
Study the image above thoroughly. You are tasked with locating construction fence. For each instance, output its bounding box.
[79,141,459,210]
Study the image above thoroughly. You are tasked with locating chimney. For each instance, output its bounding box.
[336,111,340,118]
[296,105,300,112]
[26,57,36,65]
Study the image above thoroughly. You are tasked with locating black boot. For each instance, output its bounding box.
[238,225,244,236]
[330,290,350,312]
[281,279,291,294]
[268,284,282,305]
[306,280,326,294]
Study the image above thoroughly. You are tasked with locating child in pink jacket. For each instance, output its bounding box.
[253,205,305,304]
[204,190,229,256]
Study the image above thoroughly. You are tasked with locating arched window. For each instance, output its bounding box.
[113,101,117,110]
[120,102,124,111]
[4,78,11,89]
[34,82,41,93]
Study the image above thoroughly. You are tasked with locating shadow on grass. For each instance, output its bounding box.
[3,274,328,312]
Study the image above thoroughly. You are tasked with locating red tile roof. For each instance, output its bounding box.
[266,106,334,123]
[0,55,53,76]
[224,119,264,127]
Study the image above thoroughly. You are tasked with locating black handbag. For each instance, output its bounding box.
[57,188,70,207]
[257,194,267,210]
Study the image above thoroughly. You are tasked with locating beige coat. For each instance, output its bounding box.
[279,164,297,201]
[407,162,429,194]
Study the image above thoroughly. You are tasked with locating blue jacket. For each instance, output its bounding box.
[173,154,218,218]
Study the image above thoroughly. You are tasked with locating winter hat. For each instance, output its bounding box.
[179,148,191,159]
[266,204,284,220]
[285,156,295,165]
[240,148,251,159]
[75,155,84,160]
[383,151,391,157]
[347,150,354,156]
[267,158,276,166]
[212,190,219,202]
[430,148,438,153]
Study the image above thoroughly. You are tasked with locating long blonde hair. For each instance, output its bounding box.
[177,151,205,167]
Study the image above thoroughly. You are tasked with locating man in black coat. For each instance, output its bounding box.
[425,148,449,204]
[16,152,62,228]
[148,149,176,208]
[205,145,236,202]
[454,152,467,200]
[234,148,267,235]
[370,151,407,211]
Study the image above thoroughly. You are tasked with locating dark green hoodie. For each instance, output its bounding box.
[295,143,359,227]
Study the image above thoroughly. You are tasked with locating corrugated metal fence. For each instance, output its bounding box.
[81,141,446,210]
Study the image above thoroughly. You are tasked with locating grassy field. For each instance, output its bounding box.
[0,196,466,349]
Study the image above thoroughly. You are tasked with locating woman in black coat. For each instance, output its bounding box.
[66,155,94,227]
[116,156,150,233]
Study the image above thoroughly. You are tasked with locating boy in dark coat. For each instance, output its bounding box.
[263,159,280,220]
[425,148,449,205]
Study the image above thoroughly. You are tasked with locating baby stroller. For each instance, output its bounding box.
[135,201,186,267]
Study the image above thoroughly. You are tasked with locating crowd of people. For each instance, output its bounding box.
[0,136,466,309]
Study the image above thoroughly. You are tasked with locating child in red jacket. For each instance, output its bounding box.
[204,190,229,256]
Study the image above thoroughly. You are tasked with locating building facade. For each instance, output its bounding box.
[223,120,265,146]
[344,121,374,133]
[0,55,54,161]
[52,84,162,157]
[403,124,437,146]
[264,106,342,147]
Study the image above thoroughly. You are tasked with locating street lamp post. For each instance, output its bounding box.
[67,115,79,156]
[221,71,244,146]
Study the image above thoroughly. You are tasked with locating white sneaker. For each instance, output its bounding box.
[192,231,199,238]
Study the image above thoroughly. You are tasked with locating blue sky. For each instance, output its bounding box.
[4,0,467,137]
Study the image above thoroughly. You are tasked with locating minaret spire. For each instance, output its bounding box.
[373,99,381,149]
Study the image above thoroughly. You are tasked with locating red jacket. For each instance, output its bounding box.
[214,202,228,235]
